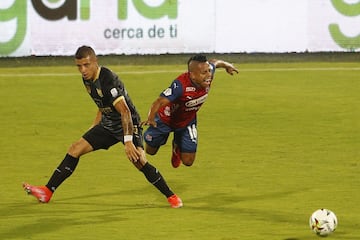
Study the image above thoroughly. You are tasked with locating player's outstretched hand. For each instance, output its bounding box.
[225,63,239,75]
[140,119,157,128]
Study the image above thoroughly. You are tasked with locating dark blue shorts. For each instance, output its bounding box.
[144,116,198,153]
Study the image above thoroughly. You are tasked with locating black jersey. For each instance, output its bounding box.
[82,67,141,135]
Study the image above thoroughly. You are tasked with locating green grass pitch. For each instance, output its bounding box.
[0,60,359,239]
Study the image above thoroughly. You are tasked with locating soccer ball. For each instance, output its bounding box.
[309,209,338,236]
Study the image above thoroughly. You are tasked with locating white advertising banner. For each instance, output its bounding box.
[28,0,216,55]
[0,0,359,57]
[215,0,309,52]
[0,0,216,56]
[308,0,360,52]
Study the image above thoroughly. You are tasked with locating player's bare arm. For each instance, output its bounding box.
[141,96,170,127]
[113,96,141,162]
[209,59,239,75]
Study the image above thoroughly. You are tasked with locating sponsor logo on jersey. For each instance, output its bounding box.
[185,106,201,111]
[185,94,208,107]
[99,107,113,114]
[185,87,196,92]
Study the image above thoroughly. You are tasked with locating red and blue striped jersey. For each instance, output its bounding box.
[158,64,215,128]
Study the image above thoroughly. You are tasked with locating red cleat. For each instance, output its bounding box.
[171,145,181,168]
[167,194,183,208]
[23,183,53,203]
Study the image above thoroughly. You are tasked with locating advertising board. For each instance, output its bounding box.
[0,0,359,56]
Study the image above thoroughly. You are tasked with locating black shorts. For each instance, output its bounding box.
[83,125,144,151]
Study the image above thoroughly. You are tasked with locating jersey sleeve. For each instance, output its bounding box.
[210,62,216,75]
[102,69,125,105]
[160,79,183,102]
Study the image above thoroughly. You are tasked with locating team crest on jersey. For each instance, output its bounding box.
[96,88,103,97]
[186,87,196,92]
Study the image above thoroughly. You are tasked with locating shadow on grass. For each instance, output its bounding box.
[185,189,311,240]
[184,189,354,240]
[1,187,352,239]
[0,188,163,239]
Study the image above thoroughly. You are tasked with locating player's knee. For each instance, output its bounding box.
[182,161,194,167]
[67,142,79,157]
[146,150,156,155]
[183,161,194,167]
[67,141,86,158]
[181,155,195,166]
[145,145,159,155]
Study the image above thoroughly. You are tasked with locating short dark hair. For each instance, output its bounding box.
[75,45,96,59]
[187,54,207,66]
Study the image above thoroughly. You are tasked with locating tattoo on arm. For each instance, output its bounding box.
[122,109,133,136]
[114,97,133,136]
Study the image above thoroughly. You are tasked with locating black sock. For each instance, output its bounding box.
[140,162,174,198]
[46,154,79,192]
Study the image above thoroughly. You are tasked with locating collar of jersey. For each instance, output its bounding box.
[93,66,101,82]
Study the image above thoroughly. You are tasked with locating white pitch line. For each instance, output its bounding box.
[0,70,180,77]
[1,67,360,77]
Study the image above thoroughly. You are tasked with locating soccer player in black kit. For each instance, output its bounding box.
[23,46,182,208]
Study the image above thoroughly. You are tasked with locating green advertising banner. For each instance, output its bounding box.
[0,0,359,56]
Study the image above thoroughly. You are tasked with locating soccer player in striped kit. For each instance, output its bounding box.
[142,54,238,168]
